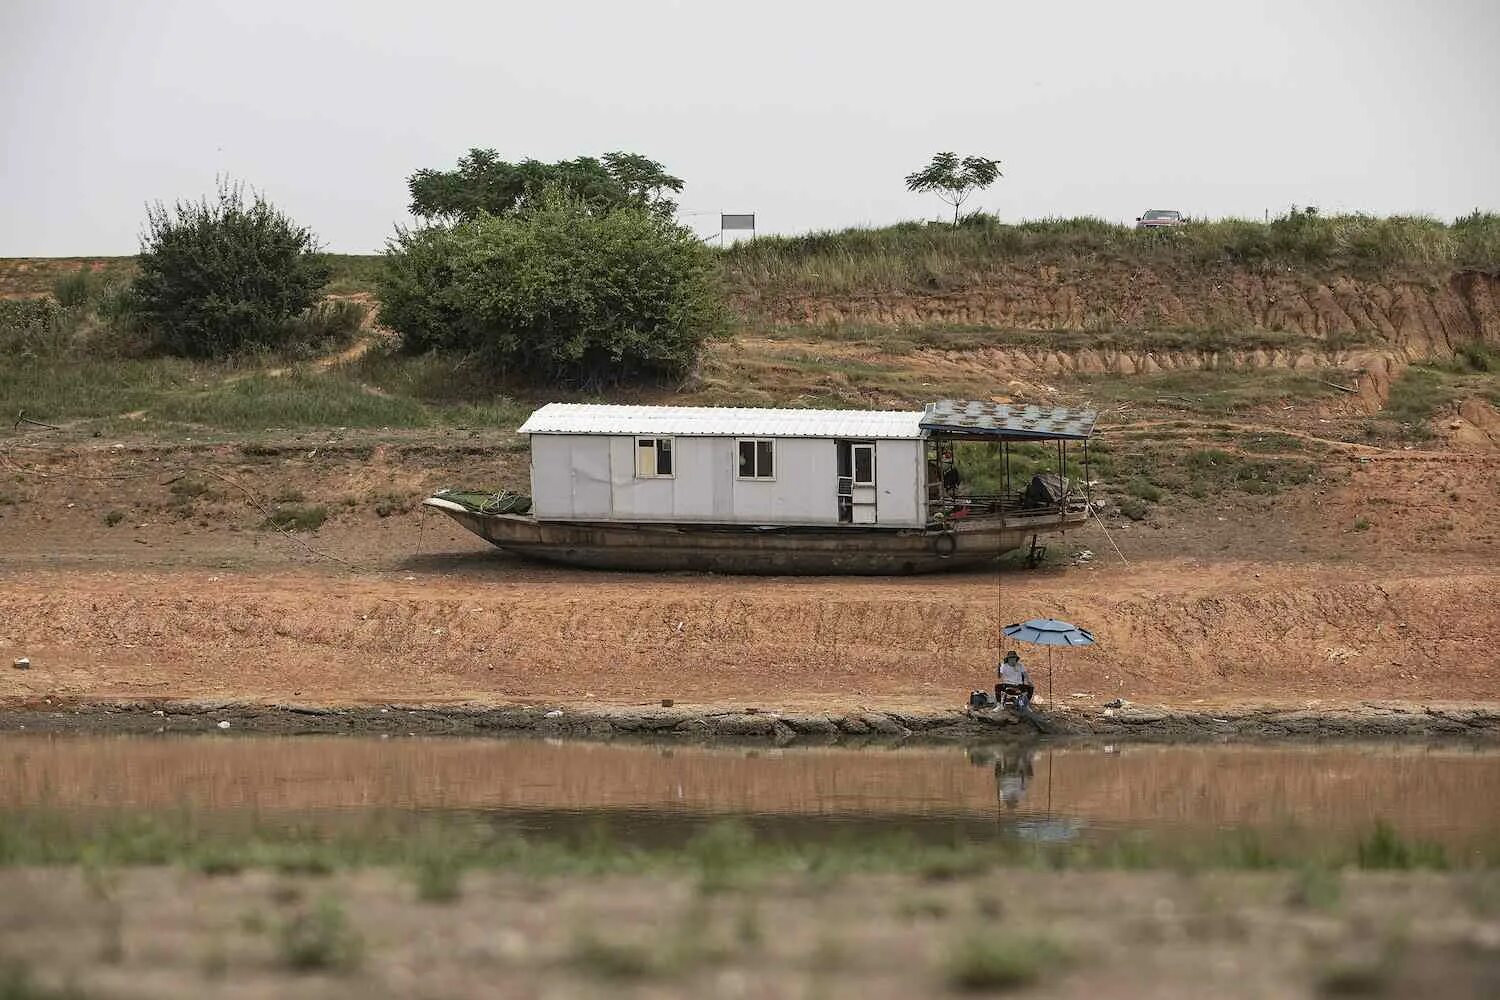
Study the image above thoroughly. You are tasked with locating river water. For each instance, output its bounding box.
[4,734,1498,858]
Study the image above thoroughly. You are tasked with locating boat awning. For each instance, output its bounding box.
[920,400,1097,441]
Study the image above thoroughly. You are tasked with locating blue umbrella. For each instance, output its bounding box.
[1002,618,1095,704]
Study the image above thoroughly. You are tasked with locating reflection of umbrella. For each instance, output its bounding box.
[1002,618,1096,705]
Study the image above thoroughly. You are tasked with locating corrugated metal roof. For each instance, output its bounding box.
[518,403,926,439]
[920,400,1097,440]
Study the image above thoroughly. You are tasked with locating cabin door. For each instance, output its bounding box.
[836,441,877,524]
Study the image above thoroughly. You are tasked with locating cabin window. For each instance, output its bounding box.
[635,437,673,477]
[852,443,875,485]
[737,438,775,480]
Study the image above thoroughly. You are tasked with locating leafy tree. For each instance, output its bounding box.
[904,152,1003,224]
[406,149,683,224]
[378,187,726,386]
[132,181,328,356]
[600,151,684,215]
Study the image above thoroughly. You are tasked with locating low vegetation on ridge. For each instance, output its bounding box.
[720,211,1500,297]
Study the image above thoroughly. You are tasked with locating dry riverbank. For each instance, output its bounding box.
[5,697,1500,744]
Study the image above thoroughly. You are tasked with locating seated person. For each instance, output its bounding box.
[995,650,1034,709]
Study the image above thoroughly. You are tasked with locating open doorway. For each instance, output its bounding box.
[836,440,877,523]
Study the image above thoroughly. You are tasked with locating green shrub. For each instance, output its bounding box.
[132,180,329,358]
[410,852,464,903]
[569,931,659,980]
[276,897,362,972]
[944,934,1063,992]
[277,298,368,355]
[1316,959,1392,996]
[378,187,727,386]
[1453,210,1500,269]
[0,298,69,356]
[51,269,97,309]
[1356,821,1446,870]
[372,494,412,518]
[260,504,328,532]
[0,960,89,999]
[169,475,212,499]
[1119,497,1149,521]
[1453,342,1494,373]
[686,820,757,892]
[1287,866,1343,910]
[1126,478,1164,501]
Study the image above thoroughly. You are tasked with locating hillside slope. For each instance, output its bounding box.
[736,266,1500,358]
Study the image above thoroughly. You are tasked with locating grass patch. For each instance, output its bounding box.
[0,960,89,999]
[744,321,1335,356]
[322,254,384,296]
[1074,368,1341,417]
[0,811,1479,881]
[1316,958,1393,996]
[276,897,363,972]
[1288,866,1343,910]
[1096,440,1323,507]
[1371,359,1500,442]
[150,372,432,430]
[0,355,533,436]
[260,504,327,532]
[0,255,378,299]
[569,931,660,981]
[721,213,1500,298]
[409,851,464,903]
[101,509,125,527]
[1356,821,1447,870]
[943,933,1065,992]
[372,493,413,518]
[168,475,212,500]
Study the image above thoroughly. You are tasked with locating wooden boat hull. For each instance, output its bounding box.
[424,498,1087,575]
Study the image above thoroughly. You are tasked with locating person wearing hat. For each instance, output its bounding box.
[996,650,1034,709]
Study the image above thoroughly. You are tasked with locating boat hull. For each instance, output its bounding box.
[424,499,1086,575]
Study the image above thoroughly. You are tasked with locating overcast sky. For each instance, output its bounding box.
[2,0,1497,255]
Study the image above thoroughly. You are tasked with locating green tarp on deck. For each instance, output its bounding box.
[432,489,532,515]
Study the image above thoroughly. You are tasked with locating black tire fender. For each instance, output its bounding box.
[932,531,958,558]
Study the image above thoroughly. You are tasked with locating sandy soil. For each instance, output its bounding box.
[0,436,1496,715]
[3,867,1498,999]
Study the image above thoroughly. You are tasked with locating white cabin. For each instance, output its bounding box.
[517,403,929,528]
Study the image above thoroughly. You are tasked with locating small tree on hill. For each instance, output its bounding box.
[904,152,1003,224]
[132,181,328,356]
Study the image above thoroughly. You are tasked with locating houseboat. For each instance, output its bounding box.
[423,399,1098,574]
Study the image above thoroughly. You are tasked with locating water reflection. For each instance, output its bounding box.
[2,734,1497,855]
[968,745,1082,843]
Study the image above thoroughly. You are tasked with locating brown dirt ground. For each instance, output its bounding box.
[0,432,1497,714]
[3,867,1498,999]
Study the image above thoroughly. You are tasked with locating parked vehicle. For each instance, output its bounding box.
[1135,209,1185,229]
